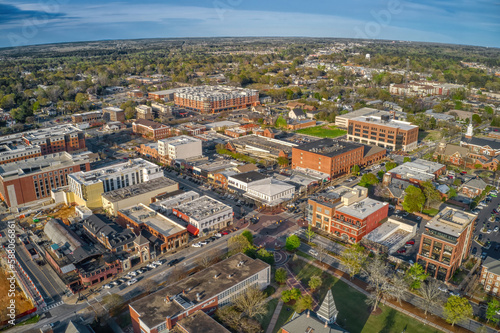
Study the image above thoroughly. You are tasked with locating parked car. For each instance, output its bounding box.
[129,271,137,277]
[406,240,415,245]
[215,233,222,238]
[192,243,201,247]
[397,248,406,254]
[153,260,163,266]
[104,284,112,289]
[495,226,499,232]
[168,258,180,266]
[127,279,138,286]
[308,249,318,256]
[472,247,477,255]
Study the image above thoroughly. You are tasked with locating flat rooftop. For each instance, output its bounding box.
[205,121,240,129]
[103,107,123,112]
[176,310,230,333]
[336,197,388,220]
[175,195,232,221]
[129,253,269,328]
[158,135,201,146]
[389,159,444,181]
[231,134,296,155]
[426,207,476,238]
[350,116,417,131]
[120,204,186,238]
[69,158,159,185]
[101,177,177,202]
[153,191,200,210]
[230,171,269,183]
[294,138,362,157]
[0,151,92,179]
[23,124,82,141]
[175,85,258,100]
[337,107,392,119]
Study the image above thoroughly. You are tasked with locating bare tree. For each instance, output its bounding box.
[361,255,393,312]
[233,286,267,319]
[340,243,366,279]
[418,279,443,316]
[316,243,327,263]
[388,274,407,305]
[228,234,252,254]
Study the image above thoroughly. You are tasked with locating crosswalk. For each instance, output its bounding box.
[41,301,64,312]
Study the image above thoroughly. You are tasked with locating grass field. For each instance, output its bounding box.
[418,130,442,142]
[259,298,279,331]
[280,260,440,333]
[295,125,347,138]
[0,264,34,322]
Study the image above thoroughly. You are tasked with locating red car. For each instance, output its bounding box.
[460,171,467,174]
[397,248,406,254]
[222,231,229,235]
[406,240,415,245]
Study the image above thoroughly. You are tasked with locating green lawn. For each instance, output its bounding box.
[285,259,441,333]
[259,298,279,331]
[273,305,295,333]
[423,208,439,216]
[295,125,347,138]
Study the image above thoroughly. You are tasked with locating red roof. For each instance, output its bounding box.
[186,224,199,236]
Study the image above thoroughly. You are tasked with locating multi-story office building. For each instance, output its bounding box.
[135,105,153,120]
[68,158,163,209]
[129,253,270,333]
[291,138,386,178]
[0,144,41,165]
[132,119,170,140]
[174,85,259,113]
[21,124,86,155]
[0,151,91,207]
[103,107,125,122]
[307,186,388,243]
[116,203,188,255]
[158,135,203,164]
[347,115,419,152]
[416,207,476,281]
[71,110,103,124]
[172,195,233,234]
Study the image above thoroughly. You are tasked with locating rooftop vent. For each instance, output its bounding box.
[237,261,244,267]
[214,273,220,279]
[227,273,234,279]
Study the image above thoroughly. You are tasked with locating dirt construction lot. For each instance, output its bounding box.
[0,263,34,322]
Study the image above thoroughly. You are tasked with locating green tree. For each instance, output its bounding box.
[308,275,322,291]
[275,267,288,284]
[285,235,301,251]
[359,173,379,188]
[256,248,274,265]
[403,185,425,213]
[472,114,482,124]
[351,164,360,176]
[443,296,473,327]
[305,225,315,242]
[403,157,412,163]
[453,178,462,186]
[275,116,287,128]
[281,288,301,302]
[340,243,366,279]
[242,230,254,245]
[228,234,252,254]
[277,156,289,167]
[486,299,500,324]
[421,180,442,208]
[405,263,428,290]
[385,162,398,171]
[296,295,314,312]
[448,187,457,198]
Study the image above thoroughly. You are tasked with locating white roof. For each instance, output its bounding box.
[336,198,388,220]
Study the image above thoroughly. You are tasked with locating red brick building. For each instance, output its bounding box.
[132,119,170,140]
[0,145,41,165]
[292,138,386,178]
[480,256,500,297]
[137,143,159,160]
[22,124,86,155]
[174,86,259,113]
[416,207,476,281]
[307,186,389,243]
[0,152,91,207]
[287,119,316,130]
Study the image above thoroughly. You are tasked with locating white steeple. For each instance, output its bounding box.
[465,122,473,139]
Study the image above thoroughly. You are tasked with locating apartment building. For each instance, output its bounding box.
[129,253,270,333]
[384,159,446,185]
[335,107,397,129]
[480,257,500,297]
[307,186,388,243]
[158,135,203,164]
[71,110,103,124]
[0,151,91,207]
[117,203,188,254]
[135,105,153,120]
[291,138,386,178]
[132,119,170,140]
[174,85,259,113]
[347,115,419,152]
[416,207,476,281]
[172,195,233,234]
[0,144,41,165]
[21,124,86,155]
[68,158,163,209]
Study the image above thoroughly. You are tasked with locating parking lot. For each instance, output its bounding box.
[471,190,500,260]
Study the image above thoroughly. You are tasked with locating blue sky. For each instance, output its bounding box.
[0,0,498,48]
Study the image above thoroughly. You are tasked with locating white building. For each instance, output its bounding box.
[228,171,269,191]
[172,195,233,233]
[245,178,295,206]
[157,135,202,163]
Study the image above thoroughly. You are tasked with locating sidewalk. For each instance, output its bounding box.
[265,300,283,333]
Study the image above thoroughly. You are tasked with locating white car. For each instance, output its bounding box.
[192,243,201,247]
[103,284,112,289]
[147,264,157,269]
[127,279,138,286]
[215,233,222,238]
[199,241,208,245]
[153,260,163,266]
[129,271,137,277]
[136,269,143,274]
[308,249,318,256]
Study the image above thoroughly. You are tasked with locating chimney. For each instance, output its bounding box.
[165,296,170,303]
[183,289,186,296]
[196,293,201,301]
[307,310,310,318]
[325,321,328,328]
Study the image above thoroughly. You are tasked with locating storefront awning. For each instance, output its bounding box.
[187,224,199,236]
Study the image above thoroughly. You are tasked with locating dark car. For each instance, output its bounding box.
[478,234,483,241]
[472,247,477,255]
[168,258,180,266]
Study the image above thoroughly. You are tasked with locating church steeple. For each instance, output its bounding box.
[465,121,473,139]
[317,290,339,324]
